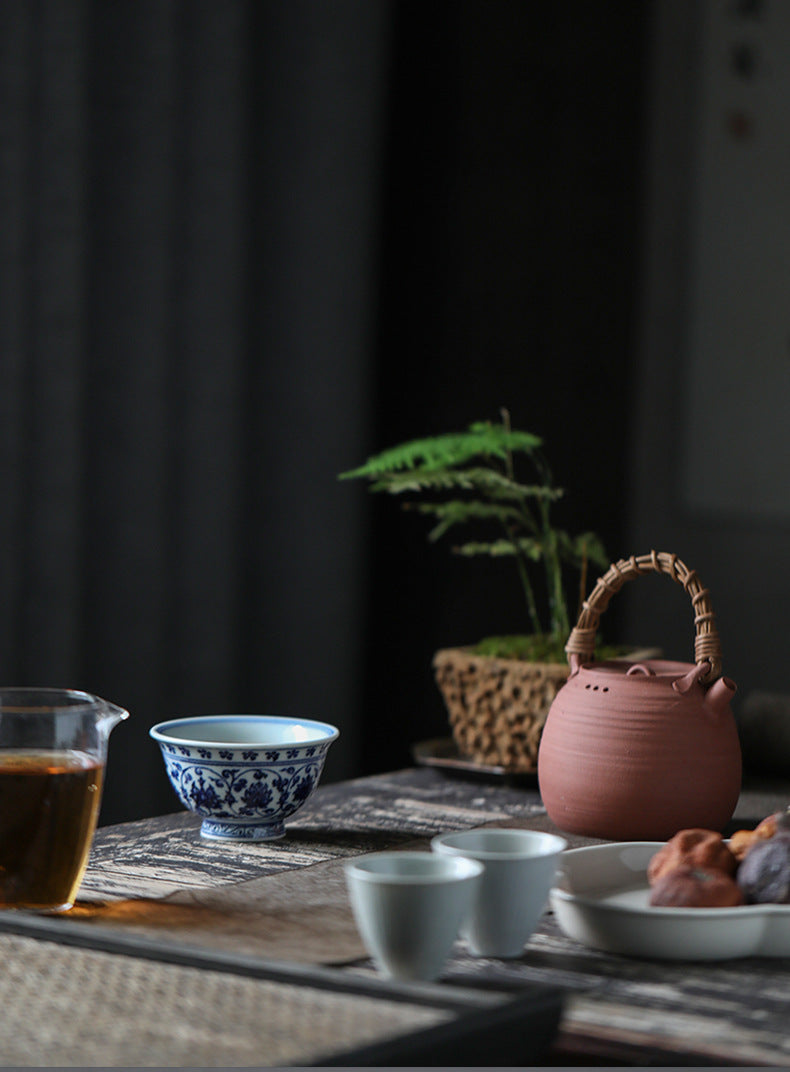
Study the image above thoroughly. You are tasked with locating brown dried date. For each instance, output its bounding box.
[649,866,744,908]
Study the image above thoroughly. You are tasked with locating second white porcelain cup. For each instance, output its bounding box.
[344,851,483,981]
[431,827,567,958]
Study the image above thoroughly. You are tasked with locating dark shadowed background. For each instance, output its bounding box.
[2,1,788,824]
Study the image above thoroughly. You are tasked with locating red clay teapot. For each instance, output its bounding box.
[537,551,742,841]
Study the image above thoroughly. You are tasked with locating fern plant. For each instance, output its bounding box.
[339,410,609,662]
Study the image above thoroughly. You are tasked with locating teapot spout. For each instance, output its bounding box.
[706,675,737,715]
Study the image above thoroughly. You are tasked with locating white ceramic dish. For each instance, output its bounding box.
[550,842,790,960]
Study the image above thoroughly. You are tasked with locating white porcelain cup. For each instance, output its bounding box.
[344,851,484,981]
[431,827,567,958]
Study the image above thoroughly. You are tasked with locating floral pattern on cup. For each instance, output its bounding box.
[150,716,339,841]
[160,752,324,839]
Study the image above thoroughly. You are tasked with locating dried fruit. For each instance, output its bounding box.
[775,806,790,833]
[736,834,790,904]
[650,866,744,908]
[648,829,736,885]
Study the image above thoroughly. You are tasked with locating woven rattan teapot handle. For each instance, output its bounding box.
[565,550,722,683]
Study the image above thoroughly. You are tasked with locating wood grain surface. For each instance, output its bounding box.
[6,765,790,1065]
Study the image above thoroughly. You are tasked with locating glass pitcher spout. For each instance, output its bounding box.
[96,697,130,738]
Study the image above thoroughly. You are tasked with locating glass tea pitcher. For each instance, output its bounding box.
[0,688,129,912]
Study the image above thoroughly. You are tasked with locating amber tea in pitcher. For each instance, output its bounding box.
[0,689,128,912]
[0,751,104,910]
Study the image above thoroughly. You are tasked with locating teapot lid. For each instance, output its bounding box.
[571,658,699,684]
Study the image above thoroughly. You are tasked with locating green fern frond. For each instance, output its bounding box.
[366,468,562,501]
[408,501,524,542]
[371,469,507,495]
[572,531,609,570]
[454,538,545,561]
[338,422,542,479]
[464,422,544,459]
[555,530,609,569]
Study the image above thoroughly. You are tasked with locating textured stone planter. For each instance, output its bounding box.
[433,648,569,773]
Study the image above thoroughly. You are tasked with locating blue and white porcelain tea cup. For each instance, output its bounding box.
[150,714,338,840]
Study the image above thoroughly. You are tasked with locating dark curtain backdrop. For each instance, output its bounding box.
[0,1,648,823]
[0,0,390,823]
[364,3,649,775]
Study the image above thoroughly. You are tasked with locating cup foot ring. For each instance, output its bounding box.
[199,818,286,841]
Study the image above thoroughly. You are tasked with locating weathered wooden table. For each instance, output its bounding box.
[0,761,788,1066]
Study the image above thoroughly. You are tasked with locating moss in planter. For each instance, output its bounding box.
[471,633,628,663]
